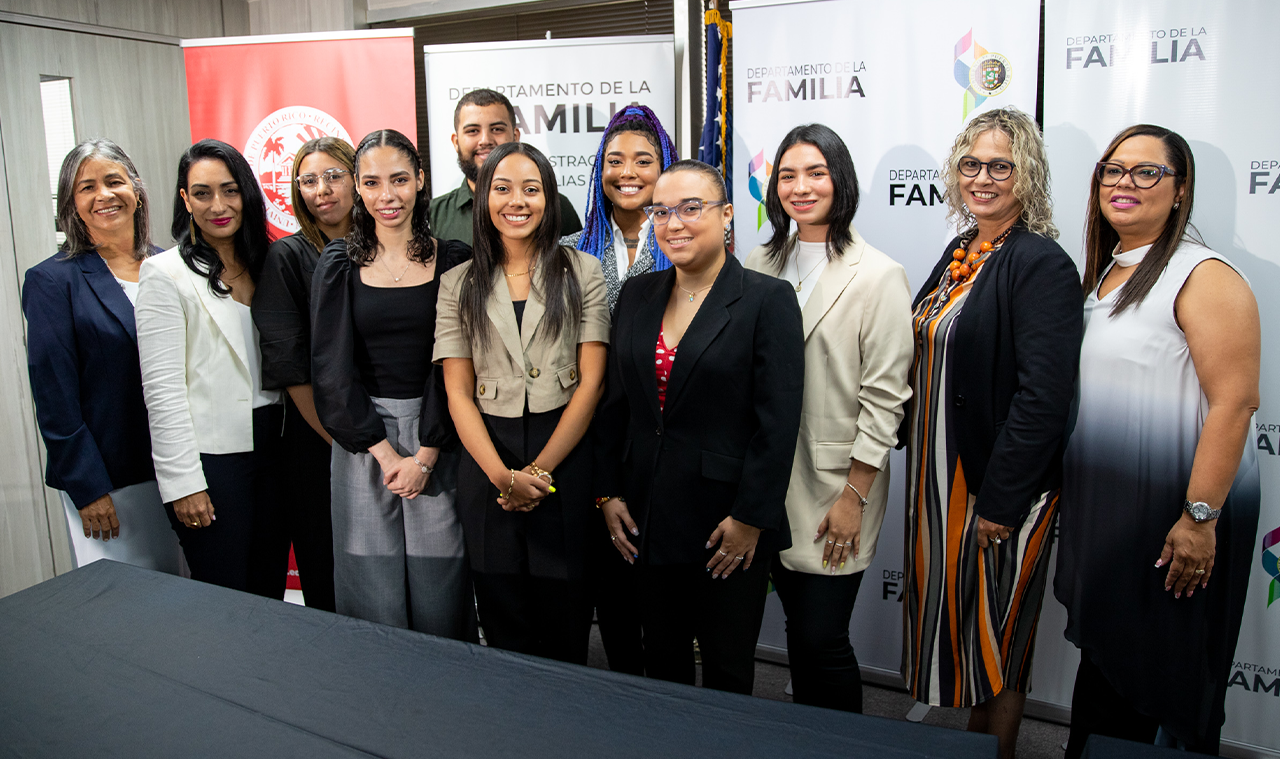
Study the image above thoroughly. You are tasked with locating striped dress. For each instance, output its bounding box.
[901,262,1059,708]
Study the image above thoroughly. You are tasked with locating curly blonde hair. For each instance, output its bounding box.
[942,107,1058,240]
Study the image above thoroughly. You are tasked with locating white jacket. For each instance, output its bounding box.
[136,247,259,503]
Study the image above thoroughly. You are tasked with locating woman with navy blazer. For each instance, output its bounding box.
[23,139,182,573]
[136,139,285,595]
[593,160,805,694]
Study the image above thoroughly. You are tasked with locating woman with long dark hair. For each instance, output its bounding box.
[744,124,913,712]
[311,129,474,638]
[1057,125,1260,756]
[564,104,678,313]
[436,141,609,663]
[594,160,804,694]
[23,139,182,573]
[136,139,284,594]
[251,136,356,610]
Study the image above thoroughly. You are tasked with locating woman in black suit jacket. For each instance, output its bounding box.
[594,160,805,694]
[22,139,181,573]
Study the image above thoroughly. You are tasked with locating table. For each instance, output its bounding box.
[0,561,996,758]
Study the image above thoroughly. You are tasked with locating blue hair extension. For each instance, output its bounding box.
[576,105,678,271]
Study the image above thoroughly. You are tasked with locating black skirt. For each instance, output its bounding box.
[457,405,592,581]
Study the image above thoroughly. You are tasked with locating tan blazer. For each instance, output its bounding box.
[744,225,913,574]
[136,247,275,503]
[434,247,610,418]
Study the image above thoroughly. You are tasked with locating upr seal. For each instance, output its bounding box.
[970,52,1011,97]
[244,106,352,233]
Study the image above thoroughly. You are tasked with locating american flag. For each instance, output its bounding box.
[697,9,732,203]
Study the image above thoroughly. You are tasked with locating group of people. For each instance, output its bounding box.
[23,87,1259,759]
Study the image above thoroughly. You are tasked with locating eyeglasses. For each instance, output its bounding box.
[1095,162,1176,189]
[295,169,351,190]
[643,199,728,226]
[957,157,1016,181]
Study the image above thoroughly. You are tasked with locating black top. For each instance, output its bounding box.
[353,279,434,399]
[901,226,1084,526]
[592,254,805,565]
[252,232,325,390]
[22,247,162,507]
[512,299,527,333]
[311,237,473,453]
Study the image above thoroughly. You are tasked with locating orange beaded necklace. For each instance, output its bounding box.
[949,225,1014,282]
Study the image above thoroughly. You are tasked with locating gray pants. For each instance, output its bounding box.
[330,396,473,639]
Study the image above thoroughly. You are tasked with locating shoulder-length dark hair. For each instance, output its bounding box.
[56,139,153,260]
[170,139,270,296]
[763,123,859,266]
[460,141,580,351]
[291,136,356,253]
[346,129,434,266]
[1083,124,1200,314]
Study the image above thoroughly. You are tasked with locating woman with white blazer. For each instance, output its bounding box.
[136,139,284,595]
[745,124,914,712]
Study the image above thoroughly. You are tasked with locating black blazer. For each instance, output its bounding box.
[22,249,158,508]
[593,253,805,565]
[311,238,472,454]
[252,232,323,391]
[908,227,1083,526]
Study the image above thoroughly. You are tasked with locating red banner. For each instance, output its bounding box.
[183,32,417,240]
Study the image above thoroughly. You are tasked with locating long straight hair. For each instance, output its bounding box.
[1082,124,1200,314]
[170,139,270,295]
[346,129,434,266]
[576,105,678,271]
[291,136,355,253]
[460,142,580,351]
[55,139,153,260]
[763,123,859,267]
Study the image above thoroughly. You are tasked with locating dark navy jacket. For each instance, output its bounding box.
[23,249,157,508]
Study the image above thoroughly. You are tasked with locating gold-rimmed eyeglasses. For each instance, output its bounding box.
[295,169,352,190]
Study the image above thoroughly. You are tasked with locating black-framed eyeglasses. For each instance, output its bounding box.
[1095,162,1176,189]
[643,199,728,225]
[957,157,1016,181]
[295,169,352,190]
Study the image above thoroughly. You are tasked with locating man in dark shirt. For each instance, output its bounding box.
[429,88,583,245]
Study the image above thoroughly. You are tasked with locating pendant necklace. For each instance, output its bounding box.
[677,282,714,302]
[792,252,827,293]
[379,255,411,283]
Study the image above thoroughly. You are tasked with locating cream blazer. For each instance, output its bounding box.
[136,247,262,503]
[745,225,913,574]
[434,247,610,418]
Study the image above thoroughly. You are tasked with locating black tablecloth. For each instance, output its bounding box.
[1080,735,1187,757]
[0,561,996,758]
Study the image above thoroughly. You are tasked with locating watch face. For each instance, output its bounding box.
[1190,503,1210,520]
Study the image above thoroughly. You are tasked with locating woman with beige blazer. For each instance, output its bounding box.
[136,139,284,595]
[435,143,610,664]
[745,124,913,712]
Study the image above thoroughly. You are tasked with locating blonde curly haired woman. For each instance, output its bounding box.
[900,107,1082,759]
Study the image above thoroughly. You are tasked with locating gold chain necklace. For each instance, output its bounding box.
[677,282,714,302]
[378,255,411,283]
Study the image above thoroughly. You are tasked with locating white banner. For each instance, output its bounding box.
[423,36,675,221]
[731,0,1042,691]
[1045,1,1280,755]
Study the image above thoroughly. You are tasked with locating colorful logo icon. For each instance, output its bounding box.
[1263,524,1280,607]
[747,149,772,231]
[954,29,1012,120]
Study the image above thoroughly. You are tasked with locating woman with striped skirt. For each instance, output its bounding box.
[900,108,1082,759]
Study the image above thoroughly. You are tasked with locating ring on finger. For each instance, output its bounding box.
[717,549,728,556]
[610,535,617,542]
[1195,568,1206,575]
[733,555,743,562]
[843,541,853,547]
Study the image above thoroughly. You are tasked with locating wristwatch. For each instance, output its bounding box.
[1183,500,1221,523]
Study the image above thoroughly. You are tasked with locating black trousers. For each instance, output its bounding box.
[473,571,591,664]
[772,563,866,712]
[1066,654,1220,758]
[165,405,285,596]
[253,397,336,610]
[588,522,645,676]
[629,553,773,695]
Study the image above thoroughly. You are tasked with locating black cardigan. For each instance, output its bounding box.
[593,253,805,565]
[253,232,322,390]
[311,238,472,454]
[907,227,1083,526]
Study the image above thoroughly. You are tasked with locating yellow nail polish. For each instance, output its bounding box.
[822,560,828,568]
[839,561,845,570]
[549,486,557,493]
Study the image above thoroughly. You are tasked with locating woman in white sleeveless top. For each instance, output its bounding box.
[1056,125,1260,756]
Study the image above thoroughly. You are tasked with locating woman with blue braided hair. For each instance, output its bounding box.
[561,105,677,314]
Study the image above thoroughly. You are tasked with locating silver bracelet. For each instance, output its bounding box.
[845,480,869,508]
[412,455,433,475]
